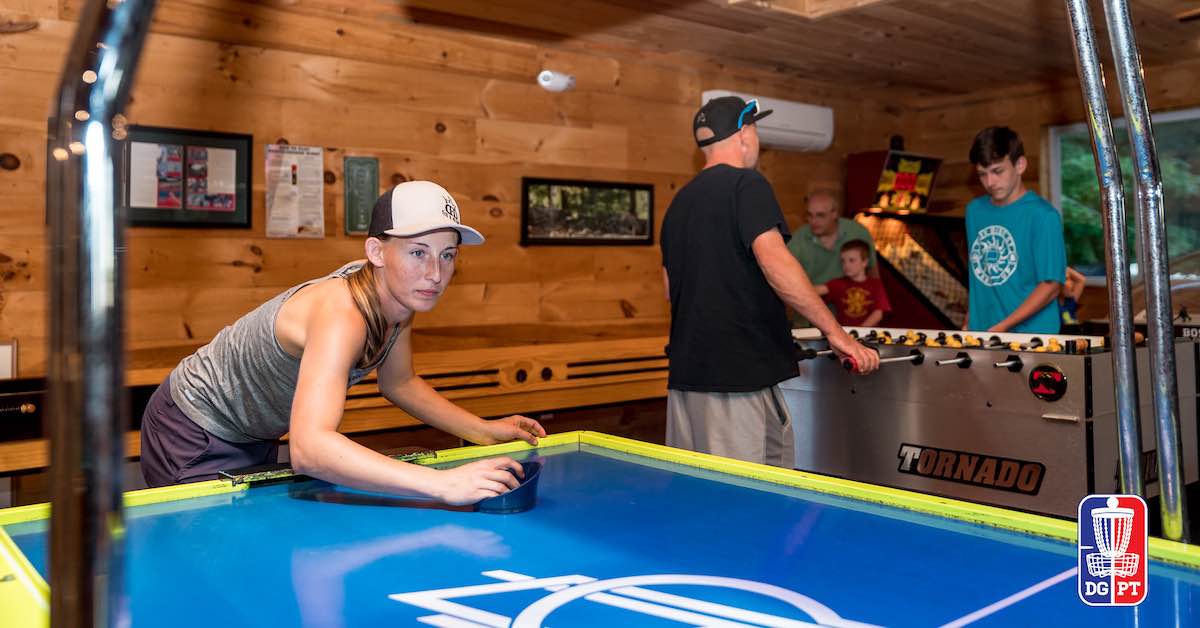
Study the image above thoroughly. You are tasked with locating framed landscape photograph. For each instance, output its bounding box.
[520,177,654,246]
[121,126,253,228]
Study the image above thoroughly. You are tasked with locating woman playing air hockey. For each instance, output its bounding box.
[139,181,542,505]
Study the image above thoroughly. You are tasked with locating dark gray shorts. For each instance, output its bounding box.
[140,375,278,487]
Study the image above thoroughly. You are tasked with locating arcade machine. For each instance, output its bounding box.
[845,143,968,329]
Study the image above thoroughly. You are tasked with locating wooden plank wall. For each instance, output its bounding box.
[910,57,1200,214]
[907,58,1200,320]
[0,0,909,376]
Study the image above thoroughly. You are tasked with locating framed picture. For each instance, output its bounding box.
[0,338,15,379]
[121,126,253,228]
[343,156,379,235]
[869,151,941,215]
[521,177,654,246]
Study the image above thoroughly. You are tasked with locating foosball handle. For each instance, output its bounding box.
[841,347,880,372]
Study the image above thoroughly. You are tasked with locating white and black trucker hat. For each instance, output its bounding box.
[368,180,484,245]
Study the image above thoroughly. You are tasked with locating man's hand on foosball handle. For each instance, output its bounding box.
[830,335,879,374]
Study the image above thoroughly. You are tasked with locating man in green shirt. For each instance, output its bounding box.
[786,190,877,326]
[787,190,877,285]
[792,188,878,283]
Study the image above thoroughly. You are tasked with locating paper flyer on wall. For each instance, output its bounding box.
[265,144,325,238]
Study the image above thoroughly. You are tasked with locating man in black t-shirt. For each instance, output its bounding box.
[660,95,879,467]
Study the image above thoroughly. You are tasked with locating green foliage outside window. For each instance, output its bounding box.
[1058,116,1200,271]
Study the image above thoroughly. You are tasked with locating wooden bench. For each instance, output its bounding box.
[0,335,670,474]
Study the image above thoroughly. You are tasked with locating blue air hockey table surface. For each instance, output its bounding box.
[2,431,1199,627]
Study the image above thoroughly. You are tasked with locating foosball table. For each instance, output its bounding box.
[782,326,1198,517]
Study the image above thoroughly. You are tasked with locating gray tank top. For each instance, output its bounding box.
[169,262,402,443]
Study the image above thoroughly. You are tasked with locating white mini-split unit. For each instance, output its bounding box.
[700,89,834,152]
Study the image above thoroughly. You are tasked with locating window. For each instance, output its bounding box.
[1048,107,1200,277]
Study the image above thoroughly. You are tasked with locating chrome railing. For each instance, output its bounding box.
[46,0,159,625]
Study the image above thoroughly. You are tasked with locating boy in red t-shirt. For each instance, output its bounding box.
[815,239,891,326]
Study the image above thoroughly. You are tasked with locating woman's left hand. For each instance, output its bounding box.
[486,415,547,445]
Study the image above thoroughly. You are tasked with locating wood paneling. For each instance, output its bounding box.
[910,56,1200,214]
[12,0,1188,374]
[393,0,1200,97]
[0,0,907,376]
[0,336,670,473]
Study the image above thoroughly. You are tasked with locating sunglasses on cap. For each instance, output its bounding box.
[736,99,761,130]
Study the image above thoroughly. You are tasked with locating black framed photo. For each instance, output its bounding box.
[121,126,252,228]
[521,177,654,246]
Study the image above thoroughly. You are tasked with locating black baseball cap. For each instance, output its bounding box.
[693,96,773,147]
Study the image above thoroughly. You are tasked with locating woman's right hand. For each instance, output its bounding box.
[434,457,524,506]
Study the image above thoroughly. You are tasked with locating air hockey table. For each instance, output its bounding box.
[2,431,1199,627]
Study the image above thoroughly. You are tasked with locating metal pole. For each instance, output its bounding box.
[46,0,158,625]
[1063,0,1143,496]
[1102,0,1188,542]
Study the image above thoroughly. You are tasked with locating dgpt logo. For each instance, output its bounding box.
[1078,495,1147,606]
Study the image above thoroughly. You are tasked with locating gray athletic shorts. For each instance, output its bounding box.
[666,385,795,468]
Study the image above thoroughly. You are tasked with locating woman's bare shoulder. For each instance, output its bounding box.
[276,270,366,356]
[309,277,364,322]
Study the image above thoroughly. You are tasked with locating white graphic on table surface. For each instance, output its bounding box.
[292,524,511,628]
[389,569,880,627]
[1084,497,1140,578]
[970,225,1018,287]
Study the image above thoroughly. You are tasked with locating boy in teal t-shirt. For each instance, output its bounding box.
[965,127,1066,334]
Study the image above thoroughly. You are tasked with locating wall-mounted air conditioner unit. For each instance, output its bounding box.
[700,89,834,152]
